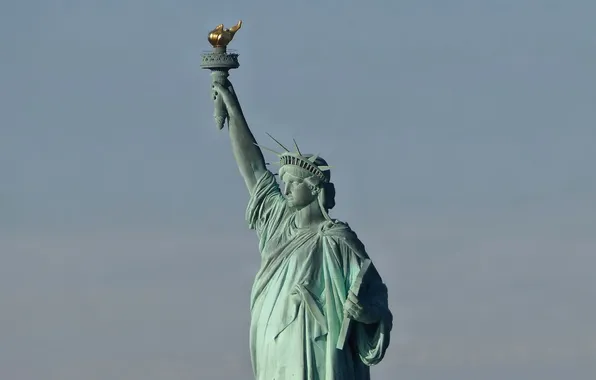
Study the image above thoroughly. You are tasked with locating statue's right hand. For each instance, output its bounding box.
[213,82,242,118]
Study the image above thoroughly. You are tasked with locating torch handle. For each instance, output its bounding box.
[210,70,230,130]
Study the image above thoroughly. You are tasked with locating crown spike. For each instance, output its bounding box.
[292,139,302,155]
[253,142,282,156]
[307,153,319,163]
[265,132,291,152]
[318,165,332,171]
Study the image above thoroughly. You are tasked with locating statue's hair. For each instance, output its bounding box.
[304,176,336,211]
[322,182,336,210]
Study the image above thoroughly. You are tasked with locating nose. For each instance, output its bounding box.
[284,183,291,196]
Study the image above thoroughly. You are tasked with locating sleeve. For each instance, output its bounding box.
[245,170,287,237]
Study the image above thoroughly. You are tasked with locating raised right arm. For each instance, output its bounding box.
[213,81,267,195]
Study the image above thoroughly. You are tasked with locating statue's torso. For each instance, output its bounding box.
[247,171,388,380]
[251,213,335,379]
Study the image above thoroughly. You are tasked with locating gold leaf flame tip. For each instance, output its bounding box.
[208,20,243,48]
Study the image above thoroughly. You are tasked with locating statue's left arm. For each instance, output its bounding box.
[333,232,393,366]
[351,270,393,366]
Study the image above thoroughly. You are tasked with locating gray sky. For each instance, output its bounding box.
[2,1,595,379]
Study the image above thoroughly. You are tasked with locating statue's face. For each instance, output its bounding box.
[281,173,317,209]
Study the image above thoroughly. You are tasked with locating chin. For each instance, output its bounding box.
[287,201,301,210]
[286,198,305,210]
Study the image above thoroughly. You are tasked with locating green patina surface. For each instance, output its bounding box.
[206,64,392,379]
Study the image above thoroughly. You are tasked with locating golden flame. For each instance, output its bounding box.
[208,20,242,48]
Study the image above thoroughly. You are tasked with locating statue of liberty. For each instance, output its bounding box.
[211,79,393,379]
[203,21,392,380]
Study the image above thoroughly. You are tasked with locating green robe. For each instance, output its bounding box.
[246,171,392,380]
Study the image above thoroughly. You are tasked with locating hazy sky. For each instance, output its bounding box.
[2,1,595,379]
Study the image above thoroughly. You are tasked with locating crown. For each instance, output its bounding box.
[255,133,332,183]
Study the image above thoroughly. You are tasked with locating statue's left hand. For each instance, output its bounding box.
[343,290,382,325]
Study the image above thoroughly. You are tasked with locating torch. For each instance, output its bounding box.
[200,20,242,130]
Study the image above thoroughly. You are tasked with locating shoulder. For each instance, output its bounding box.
[246,170,288,231]
[253,170,280,192]
[320,220,369,259]
[249,170,286,208]
[319,219,354,238]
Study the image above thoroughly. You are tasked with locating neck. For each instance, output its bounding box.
[293,200,327,229]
